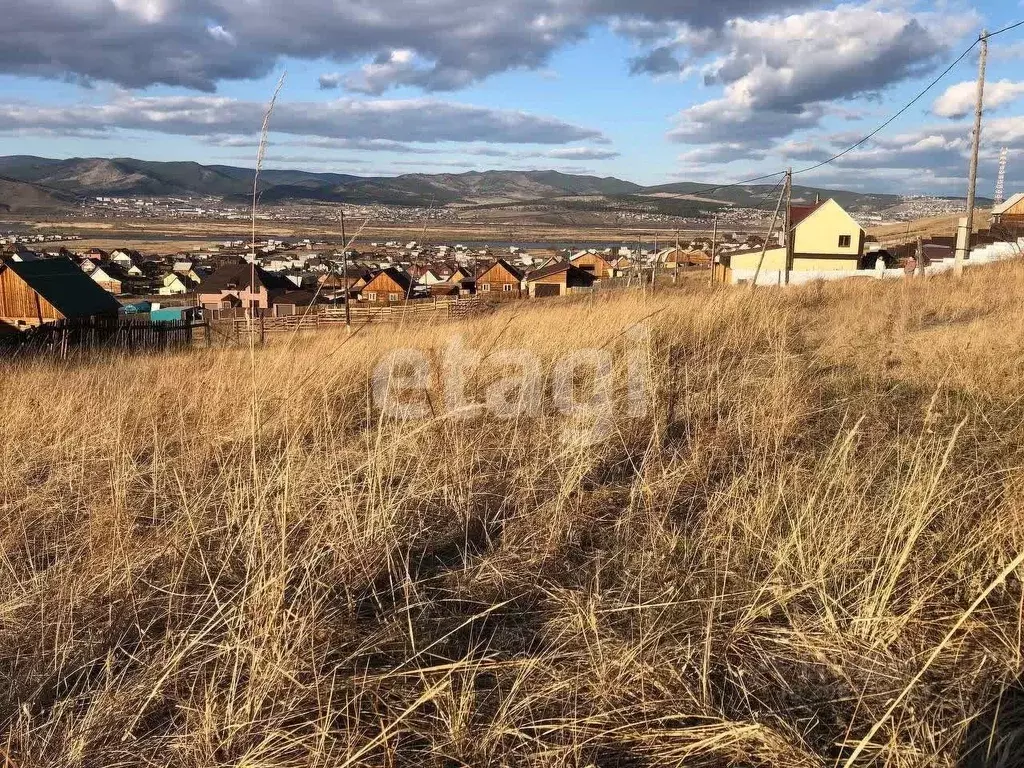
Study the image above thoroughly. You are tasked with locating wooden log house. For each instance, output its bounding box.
[475,258,524,296]
[526,262,596,297]
[360,267,417,304]
[569,251,615,279]
[0,257,121,330]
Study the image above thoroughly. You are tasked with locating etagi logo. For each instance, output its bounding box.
[372,326,652,444]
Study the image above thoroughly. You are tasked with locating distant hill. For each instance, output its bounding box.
[0,156,642,206]
[0,174,79,213]
[644,181,904,213]
[0,155,984,213]
[645,181,990,213]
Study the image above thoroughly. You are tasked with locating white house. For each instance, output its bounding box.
[110,249,140,269]
[158,273,195,296]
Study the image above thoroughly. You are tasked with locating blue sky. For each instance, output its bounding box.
[0,0,1022,194]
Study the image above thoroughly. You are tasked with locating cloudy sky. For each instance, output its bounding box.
[0,0,1021,193]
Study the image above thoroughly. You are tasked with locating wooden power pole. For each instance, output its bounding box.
[652,233,658,291]
[956,29,988,276]
[672,228,679,284]
[341,209,351,333]
[783,168,793,285]
[752,183,787,288]
[709,215,717,286]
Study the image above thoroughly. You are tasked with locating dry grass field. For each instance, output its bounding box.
[3,264,1024,767]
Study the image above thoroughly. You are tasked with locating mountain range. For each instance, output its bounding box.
[0,155,966,214]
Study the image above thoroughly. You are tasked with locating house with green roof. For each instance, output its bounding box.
[0,257,121,330]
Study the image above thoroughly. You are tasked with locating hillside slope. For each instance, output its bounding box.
[0,174,78,213]
[2,265,1024,765]
[0,155,933,211]
[0,156,642,205]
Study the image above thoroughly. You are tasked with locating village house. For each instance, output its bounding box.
[158,272,197,296]
[89,262,145,295]
[476,258,524,296]
[569,250,615,279]
[317,270,369,303]
[612,255,633,275]
[407,264,445,285]
[0,257,121,330]
[722,199,865,285]
[655,247,709,270]
[110,249,143,270]
[992,193,1024,228]
[359,267,417,304]
[526,262,597,297]
[6,248,41,263]
[284,271,319,289]
[431,265,475,295]
[198,261,292,311]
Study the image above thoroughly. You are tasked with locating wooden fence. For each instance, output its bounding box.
[0,317,197,359]
[231,296,484,335]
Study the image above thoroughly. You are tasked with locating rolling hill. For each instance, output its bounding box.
[0,174,80,214]
[0,155,982,214]
[0,157,642,206]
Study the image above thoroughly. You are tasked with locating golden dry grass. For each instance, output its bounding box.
[3,265,1024,767]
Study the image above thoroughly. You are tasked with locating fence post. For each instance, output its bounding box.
[259,312,265,346]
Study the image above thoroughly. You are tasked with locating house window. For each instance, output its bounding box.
[388,293,401,302]
[365,292,377,302]
[480,283,491,292]
[503,283,513,292]
[838,235,852,248]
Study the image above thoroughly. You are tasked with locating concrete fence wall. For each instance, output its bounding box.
[729,237,1024,286]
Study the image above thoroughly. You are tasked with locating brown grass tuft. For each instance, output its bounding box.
[3,266,1024,766]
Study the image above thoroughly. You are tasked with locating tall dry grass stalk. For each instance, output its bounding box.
[247,72,286,488]
[250,72,286,268]
[3,265,1024,766]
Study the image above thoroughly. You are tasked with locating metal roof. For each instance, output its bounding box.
[2,257,121,318]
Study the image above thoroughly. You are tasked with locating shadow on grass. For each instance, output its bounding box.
[961,680,1024,768]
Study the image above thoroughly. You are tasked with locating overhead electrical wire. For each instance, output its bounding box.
[682,20,1023,194]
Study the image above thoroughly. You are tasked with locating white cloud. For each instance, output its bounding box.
[933,80,1024,119]
[0,0,811,92]
[207,25,235,45]
[0,95,605,145]
[664,3,975,175]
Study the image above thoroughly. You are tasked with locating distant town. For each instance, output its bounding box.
[43,192,985,229]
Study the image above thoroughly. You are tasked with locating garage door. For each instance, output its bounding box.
[533,283,560,298]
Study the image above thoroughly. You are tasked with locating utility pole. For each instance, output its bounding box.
[956,29,988,276]
[637,235,644,297]
[651,233,658,292]
[709,215,718,286]
[341,209,351,333]
[672,228,679,284]
[783,167,793,285]
[752,183,787,288]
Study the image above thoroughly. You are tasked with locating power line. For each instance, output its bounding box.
[793,42,978,176]
[990,19,1024,37]
[793,20,1023,178]
[660,21,1023,204]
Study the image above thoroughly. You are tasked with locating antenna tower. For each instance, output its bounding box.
[995,147,1009,205]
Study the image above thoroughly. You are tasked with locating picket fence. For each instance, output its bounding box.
[0,317,197,359]
[230,296,484,335]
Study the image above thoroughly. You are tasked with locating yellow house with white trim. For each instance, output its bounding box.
[728,199,865,277]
